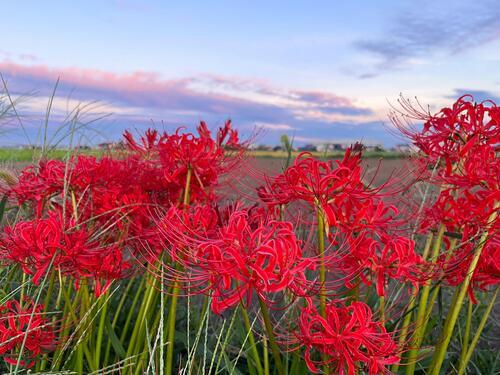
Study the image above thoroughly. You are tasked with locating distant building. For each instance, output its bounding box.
[97,141,125,150]
[365,145,385,152]
[317,143,348,152]
[298,144,317,152]
[97,142,115,150]
[254,144,273,151]
[393,143,413,152]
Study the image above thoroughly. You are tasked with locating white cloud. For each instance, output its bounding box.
[254,122,295,131]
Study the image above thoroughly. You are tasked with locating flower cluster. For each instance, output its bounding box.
[1,122,243,295]
[0,94,496,373]
[396,95,500,301]
[293,299,398,374]
[1,213,128,295]
[258,145,421,297]
[0,299,56,368]
[159,207,313,313]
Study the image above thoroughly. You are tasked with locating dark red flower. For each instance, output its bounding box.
[258,146,367,226]
[124,121,244,204]
[393,95,499,166]
[293,299,398,374]
[0,211,130,296]
[341,232,422,296]
[160,208,313,314]
[0,298,56,368]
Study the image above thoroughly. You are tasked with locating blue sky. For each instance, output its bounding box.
[1,0,500,146]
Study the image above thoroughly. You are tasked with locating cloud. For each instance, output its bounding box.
[354,0,500,77]
[447,88,500,103]
[255,122,295,131]
[0,61,394,146]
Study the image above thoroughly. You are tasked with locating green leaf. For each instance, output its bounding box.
[105,317,126,359]
[0,194,8,224]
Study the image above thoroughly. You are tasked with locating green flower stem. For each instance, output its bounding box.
[52,279,74,371]
[263,334,269,375]
[457,286,499,375]
[134,310,162,375]
[19,272,26,306]
[241,304,264,375]
[119,277,145,343]
[391,234,433,373]
[379,295,385,324]
[165,281,179,375]
[458,297,473,369]
[103,277,136,366]
[430,205,498,375]
[391,292,416,373]
[258,297,284,375]
[166,166,192,375]
[43,271,56,312]
[406,226,444,375]
[316,210,326,318]
[214,306,239,374]
[57,281,95,372]
[95,291,109,368]
[125,274,158,360]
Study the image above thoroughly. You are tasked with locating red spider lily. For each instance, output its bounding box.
[159,208,313,314]
[0,298,56,368]
[341,232,422,296]
[0,211,130,296]
[258,145,387,227]
[436,234,500,304]
[151,204,220,263]
[10,122,244,218]
[9,159,66,216]
[395,95,499,300]
[337,198,401,235]
[393,95,499,166]
[258,149,363,225]
[7,123,242,248]
[292,299,398,374]
[124,120,244,203]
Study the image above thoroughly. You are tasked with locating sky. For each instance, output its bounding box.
[1,0,500,147]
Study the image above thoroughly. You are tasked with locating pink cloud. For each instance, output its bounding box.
[0,60,373,126]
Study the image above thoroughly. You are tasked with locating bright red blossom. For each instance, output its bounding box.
[161,209,313,314]
[0,299,56,368]
[0,212,129,296]
[294,299,398,374]
[258,145,366,226]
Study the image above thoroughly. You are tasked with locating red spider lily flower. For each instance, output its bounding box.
[437,234,500,304]
[152,204,220,263]
[338,198,400,235]
[0,298,56,368]
[342,233,422,296]
[473,235,500,295]
[0,211,130,296]
[293,299,398,374]
[258,146,366,226]
[392,95,499,166]
[160,209,313,314]
[124,121,244,204]
[420,188,499,236]
[9,160,66,216]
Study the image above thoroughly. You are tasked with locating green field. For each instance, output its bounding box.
[248,149,406,159]
[0,148,406,163]
[0,148,103,163]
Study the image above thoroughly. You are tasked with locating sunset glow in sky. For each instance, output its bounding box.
[1,0,500,146]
